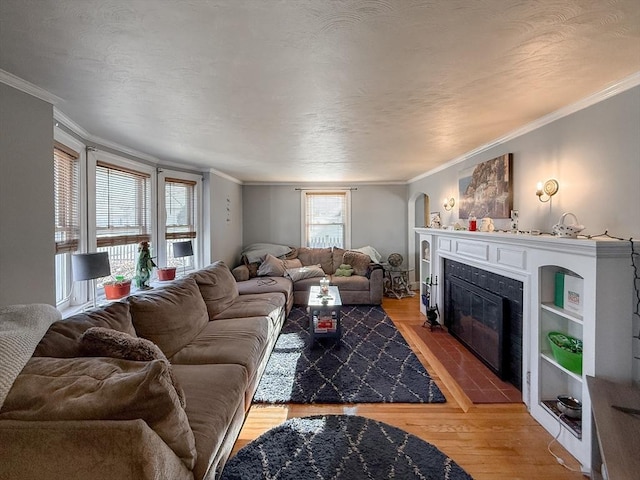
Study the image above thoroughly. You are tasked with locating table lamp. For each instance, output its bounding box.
[72,252,111,308]
[173,240,193,276]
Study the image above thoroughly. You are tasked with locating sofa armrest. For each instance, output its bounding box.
[368,265,384,304]
[231,264,250,282]
[0,419,193,480]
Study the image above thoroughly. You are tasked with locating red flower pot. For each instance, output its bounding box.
[157,267,177,281]
[104,280,132,300]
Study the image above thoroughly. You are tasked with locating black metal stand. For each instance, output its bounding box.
[422,276,441,331]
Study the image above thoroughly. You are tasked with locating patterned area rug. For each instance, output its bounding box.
[253,306,445,403]
[220,415,473,480]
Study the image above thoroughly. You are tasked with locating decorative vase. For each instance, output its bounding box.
[319,276,330,294]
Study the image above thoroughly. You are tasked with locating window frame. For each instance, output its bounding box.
[300,190,351,249]
[53,128,87,309]
[87,149,158,288]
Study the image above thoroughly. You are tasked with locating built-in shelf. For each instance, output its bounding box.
[541,400,582,439]
[540,352,583,382]
[541,302,583,325]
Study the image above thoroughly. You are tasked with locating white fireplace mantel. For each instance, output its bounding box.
[415,227,637,474]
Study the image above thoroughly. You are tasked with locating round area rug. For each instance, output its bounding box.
[221,415,474,480]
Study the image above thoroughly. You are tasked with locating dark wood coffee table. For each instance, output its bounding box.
[307,285,342,348]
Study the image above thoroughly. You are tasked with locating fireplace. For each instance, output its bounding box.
[444,259,523,390]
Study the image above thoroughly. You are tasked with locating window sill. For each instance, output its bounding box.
[58,273,194,318]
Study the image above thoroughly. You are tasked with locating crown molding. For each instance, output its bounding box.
[242,180,406,186]
[0,69,63,105]
[208,168,243,184]
[409,71,640,184]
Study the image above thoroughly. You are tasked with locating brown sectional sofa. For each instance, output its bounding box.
[232,246,384,306]
[0,261,290,480]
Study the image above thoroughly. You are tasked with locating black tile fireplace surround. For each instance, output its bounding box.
[443,259,523,391]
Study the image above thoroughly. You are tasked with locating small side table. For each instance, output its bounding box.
[382,265,415,299]
[307,285,342,348]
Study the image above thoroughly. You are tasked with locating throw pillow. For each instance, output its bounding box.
[257,253,286,277]
[188,261,239,317]
[334,264,354,277]
[80,326,186,408]
[343,251,371,276]
[285,265,325,282]
[34,301,136,358]
[128,277,209,358]
[283,258,303,270]
[241,243,292,264]
[0,357,196,469]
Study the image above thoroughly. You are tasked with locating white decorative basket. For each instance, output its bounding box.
[552,212,584,238]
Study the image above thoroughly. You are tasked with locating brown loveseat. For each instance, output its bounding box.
[0,261,289,480]
[232,246,384,306]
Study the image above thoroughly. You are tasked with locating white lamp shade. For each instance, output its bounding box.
[173,240,193,258]
[72,252,111,281]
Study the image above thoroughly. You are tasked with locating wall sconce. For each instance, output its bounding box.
[443,197,455,211]
[535,179,559,203]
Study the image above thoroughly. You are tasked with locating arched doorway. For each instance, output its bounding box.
[407,192,429,288]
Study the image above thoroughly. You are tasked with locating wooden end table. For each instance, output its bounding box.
[307,285,342,348]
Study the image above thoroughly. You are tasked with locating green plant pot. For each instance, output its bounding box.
[548,331,582,375]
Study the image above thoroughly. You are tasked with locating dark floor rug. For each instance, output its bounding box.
[220,415,473,480]
[253,305,446,404]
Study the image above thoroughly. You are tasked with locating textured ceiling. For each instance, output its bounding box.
[1,1,639,183]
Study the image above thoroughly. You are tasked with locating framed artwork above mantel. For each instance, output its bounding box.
[458,153,513,219]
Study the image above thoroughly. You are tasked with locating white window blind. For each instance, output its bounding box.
[165,178,197,240]
[54,142,80,254]
[96,161,151,247]
[304,191,348,248]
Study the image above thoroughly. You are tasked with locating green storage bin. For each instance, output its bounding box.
[548,331,582,375]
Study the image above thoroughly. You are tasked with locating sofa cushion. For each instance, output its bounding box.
[296,247,334,273]
[286,265,325,282]
[80,326,186,408]
[188,261,239,317]
[170,317,270,380]
[332,247,346,271]
[257,253,285,276]
[343,250,371,276]
[128,277,209,358]
[329,274,371,291]
[0,357,196,470]
[237,276,293,299]
[172,363,247,480]
[34,301,135,358]
[212,293,285,324]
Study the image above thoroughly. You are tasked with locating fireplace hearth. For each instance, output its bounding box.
[444,259,523,390]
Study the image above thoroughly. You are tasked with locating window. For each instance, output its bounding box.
[54,142,80,305]
[95,161,151,284]
[302,191,351,248]
[165,177,197,271]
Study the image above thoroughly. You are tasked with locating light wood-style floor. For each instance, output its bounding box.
[231,295,587,479]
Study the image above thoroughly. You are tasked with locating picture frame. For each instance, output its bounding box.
[458,153,513,219]
[428,211,441,228]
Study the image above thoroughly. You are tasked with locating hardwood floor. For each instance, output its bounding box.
[231,295,587,479]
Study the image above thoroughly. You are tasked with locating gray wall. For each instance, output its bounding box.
[0,83,55,306]
[409,85,640,238]
[204,171,243,267]
[242,184,408,264]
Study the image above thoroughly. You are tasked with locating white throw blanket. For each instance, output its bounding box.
[0,304,61,409]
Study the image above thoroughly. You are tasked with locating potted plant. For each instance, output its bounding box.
[103,275,132,300]
[157,267,177,281]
